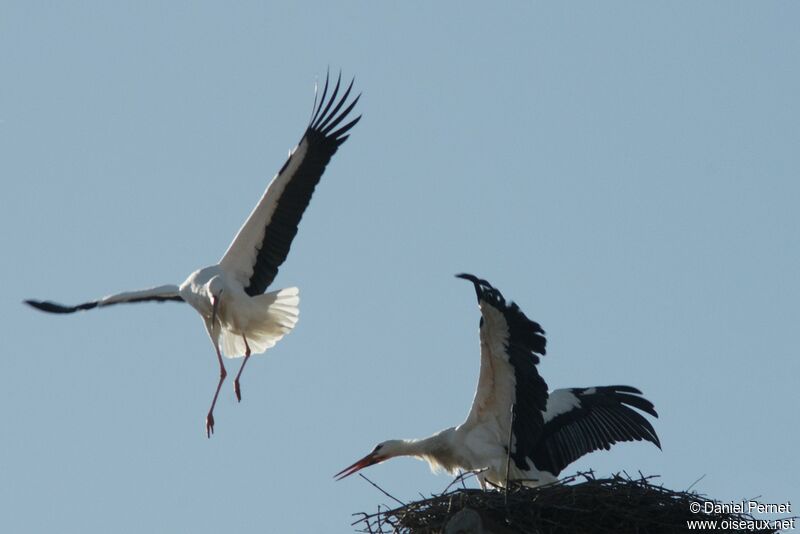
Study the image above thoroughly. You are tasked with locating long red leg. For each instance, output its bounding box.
[233,336,251,402]
[206,343,227,438]
[205,294,226,438]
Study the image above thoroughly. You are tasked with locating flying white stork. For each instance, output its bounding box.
[25,72,361,438]
[335,274,660,488]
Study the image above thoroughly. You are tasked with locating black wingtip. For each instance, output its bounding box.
[607,385,659,418]
[457,274,547,357]
[313,72,342,130]
[596,385,662,447]
[25,299,78,314]
[311,72,328,124]
[25,299,49,311]
[307,70,361,146]
[25,298,100,314]
[319,78,355,133]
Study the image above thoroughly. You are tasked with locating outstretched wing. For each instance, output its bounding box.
[532,385,661,476]
[219,71,361,296]
[456,274,549,472]
[25,284,183,314]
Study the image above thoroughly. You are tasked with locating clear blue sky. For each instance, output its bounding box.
[2,2,797,532]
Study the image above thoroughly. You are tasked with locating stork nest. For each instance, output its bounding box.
[352,472,792,533]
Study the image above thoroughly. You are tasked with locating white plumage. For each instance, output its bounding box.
[336,274,660,488]
[26,72,361,437]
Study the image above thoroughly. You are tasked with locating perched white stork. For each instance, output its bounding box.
[335,274,660,488]
[25,72,361,437]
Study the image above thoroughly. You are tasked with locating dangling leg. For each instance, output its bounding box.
[205,294,226,438]
[233,335,251,402]
[206,342,227,438]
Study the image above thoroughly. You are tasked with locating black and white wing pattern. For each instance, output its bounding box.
[532,385,661,476]
[219,72,361,296]
[25,285,183,314]
[456,274,550,472]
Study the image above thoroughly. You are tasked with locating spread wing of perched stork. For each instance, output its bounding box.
[335,274,660,488]
[26,71,361,438]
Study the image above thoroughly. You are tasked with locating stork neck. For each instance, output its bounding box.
[397,428,455,458]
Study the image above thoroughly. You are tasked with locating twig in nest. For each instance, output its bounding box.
[504,403,516,506]
[686,473,706,492]
[440,469,485,495]
[359,473,407,507]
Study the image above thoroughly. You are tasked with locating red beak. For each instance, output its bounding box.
[334,452,383,481]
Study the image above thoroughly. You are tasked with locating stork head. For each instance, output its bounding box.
[205,276,224,300]
[203,275,225,324]
[334,440,404,480]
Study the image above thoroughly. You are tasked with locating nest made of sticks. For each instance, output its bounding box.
[352,472,792,534]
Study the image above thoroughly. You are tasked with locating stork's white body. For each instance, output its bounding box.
[336,275,660,488]
[178,266,299,358]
